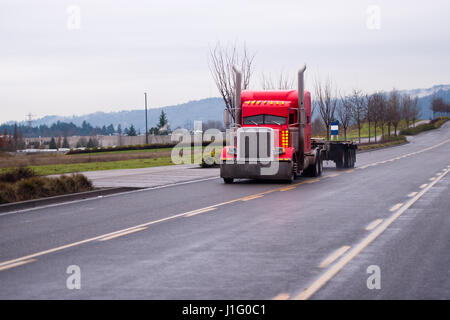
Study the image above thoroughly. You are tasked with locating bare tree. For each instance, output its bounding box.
[311,117,326,137]
[366,94,374,143]
[368,92,385,142]
[388,89,401,136]
[410,97,421,127]
[209,42,255,124]
[337,94,353,141]
[261,70,294,90]
[402,94,412,128]
[349,89,366,143]
[314,78,337,140]
[431,96,446,119]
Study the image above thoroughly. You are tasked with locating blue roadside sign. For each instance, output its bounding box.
[330,121,339,136]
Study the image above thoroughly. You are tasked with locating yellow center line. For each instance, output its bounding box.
[273,293,290,300]
[0,259,36,272]
[389,203,403,212]
[365,218,383,231]
[98,227,147,241]
[280,186,297,192]
[241,194,264,201]
[318,246,351,269]
[184,207,217,217]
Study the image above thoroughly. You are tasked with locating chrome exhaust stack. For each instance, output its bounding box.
[233,66,242,127]
[298,64,306,170]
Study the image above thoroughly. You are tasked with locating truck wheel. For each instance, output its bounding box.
[223,178,234,184]
[310,151,321,177]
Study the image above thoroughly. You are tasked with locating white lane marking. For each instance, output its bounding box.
[319,246,351,269]
[420,183,428,189]
[408,192,418,197]
[294,168,449,300]
[429,177,436,181]
[356,139,450,171]
[365,219,383,231]
[390,203,403,212]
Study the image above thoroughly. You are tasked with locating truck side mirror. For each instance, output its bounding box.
[224,109,230,128]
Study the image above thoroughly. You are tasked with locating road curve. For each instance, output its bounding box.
[0,122,449,299]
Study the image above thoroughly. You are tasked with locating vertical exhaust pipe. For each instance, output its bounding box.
[233,66,242,127]
[298,64,306,169]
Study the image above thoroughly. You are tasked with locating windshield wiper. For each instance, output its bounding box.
[249,120,260,126]
[266,120,281,125]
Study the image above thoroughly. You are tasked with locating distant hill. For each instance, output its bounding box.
[29,97,225,132]
[397,84,450,119]
[6,84,450,131]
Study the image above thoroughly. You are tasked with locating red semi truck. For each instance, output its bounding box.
[220,65,356,183]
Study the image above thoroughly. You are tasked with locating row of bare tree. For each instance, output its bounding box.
[208,43,427,143]
[431,97,450,118]
[315,82,421,142]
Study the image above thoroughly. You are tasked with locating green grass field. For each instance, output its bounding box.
[345,120,421,140]
[0,157,177,176]
[70,147,174,156]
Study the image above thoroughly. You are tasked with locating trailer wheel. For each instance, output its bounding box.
[318,150,323,176]
[349,149,355,168]
[336,150,345,169]
[223,178,234,184]
[344,149,350,168]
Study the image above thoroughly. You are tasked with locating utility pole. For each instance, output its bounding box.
[144,92,149,145]
[26,113,34,128]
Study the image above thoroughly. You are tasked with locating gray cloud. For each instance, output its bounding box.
[1,0,449,123]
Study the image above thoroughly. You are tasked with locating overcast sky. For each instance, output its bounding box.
[1,0,449,123]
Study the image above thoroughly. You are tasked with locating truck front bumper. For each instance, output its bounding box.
[220,161,293,180]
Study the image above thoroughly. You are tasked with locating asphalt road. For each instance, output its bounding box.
[0,122,449,299]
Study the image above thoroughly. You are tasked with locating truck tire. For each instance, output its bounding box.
[223,178,234,184]
[336,151,345,169]
[344,149,350,168]
[305,150,321,177]
[287,160,296,183]
[349,149,355,168]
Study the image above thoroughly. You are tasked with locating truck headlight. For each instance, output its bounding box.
[226,147,237,155]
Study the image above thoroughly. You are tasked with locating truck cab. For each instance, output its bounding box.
[220,65,356,184]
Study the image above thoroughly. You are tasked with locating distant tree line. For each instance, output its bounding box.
[313,81,431,142]
[0,120,119,138]
[431,97,450,118]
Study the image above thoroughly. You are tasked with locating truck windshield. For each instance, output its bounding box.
[243,114,286,125]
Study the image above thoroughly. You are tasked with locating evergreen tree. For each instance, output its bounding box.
[158,110,168,129]
[49,137,57,149]
[127,124,137,136]
[107,124,115,135]
[62,136,70,148]
[87,137,95,148]
[117,124,122,135]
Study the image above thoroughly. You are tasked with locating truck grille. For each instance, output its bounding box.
[236,127,274,162]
